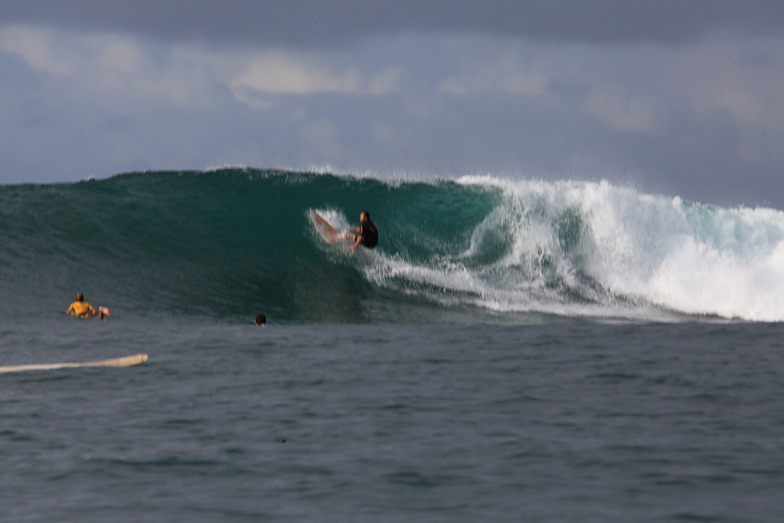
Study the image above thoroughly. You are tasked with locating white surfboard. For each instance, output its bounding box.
[0,353,149,373]
[310,209,344,244]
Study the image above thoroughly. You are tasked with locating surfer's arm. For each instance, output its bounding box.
[342,226,361,242]
[349,234,362,250]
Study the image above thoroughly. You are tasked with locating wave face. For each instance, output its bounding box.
[3,169,784,323]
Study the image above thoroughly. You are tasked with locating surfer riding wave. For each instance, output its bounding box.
[349,210,378,250]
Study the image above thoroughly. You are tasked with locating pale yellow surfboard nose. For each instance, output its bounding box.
[0,353,149,373]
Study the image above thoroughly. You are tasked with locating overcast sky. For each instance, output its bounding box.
[1,0,783,207]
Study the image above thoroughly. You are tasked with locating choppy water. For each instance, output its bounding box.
[3,318,784,522]
[3,170,784,521]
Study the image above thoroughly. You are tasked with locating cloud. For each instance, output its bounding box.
[0,25,80,76]
[2,0,783,48]
[0,23,407,109]
[229,53,404,109]
[584,90,659,133]
[1,6,784,208]
[233,55,362,96]
[0,25,229,109]
[438,51,548,97]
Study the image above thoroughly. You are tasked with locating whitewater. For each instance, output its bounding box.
[2,168,784,322]
[443,176,784,322]
[4,169,784,522]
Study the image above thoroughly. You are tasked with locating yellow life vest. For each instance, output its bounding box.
[69,301,94,316]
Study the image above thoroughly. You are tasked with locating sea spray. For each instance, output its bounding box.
[2,169,784,322]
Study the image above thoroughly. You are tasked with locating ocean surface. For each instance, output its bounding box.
[2,169,784,521]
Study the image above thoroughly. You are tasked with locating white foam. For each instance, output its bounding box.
[369,177,784,321]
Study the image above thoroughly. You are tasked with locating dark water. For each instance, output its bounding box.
[3,319,784,522]
[3,170,784,521]
[4,169,784,322]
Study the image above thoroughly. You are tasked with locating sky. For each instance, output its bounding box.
[1,0,783,207]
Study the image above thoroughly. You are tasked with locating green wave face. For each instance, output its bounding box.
[3,170,784,323]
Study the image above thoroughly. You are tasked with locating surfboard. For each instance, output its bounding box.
[310,209,343,244]
[68,306,111,319]
[0,353,149,373]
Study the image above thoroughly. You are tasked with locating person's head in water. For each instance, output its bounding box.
[76,292,84,302]
[255,313,267,326]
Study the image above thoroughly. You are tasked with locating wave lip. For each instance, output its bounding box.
[451,177,784,321]
[2,169,784,322]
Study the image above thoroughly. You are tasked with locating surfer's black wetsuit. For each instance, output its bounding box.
[360,218,378,248]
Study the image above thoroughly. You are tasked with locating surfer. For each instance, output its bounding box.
[349,210,378,250]
[255,313,267,326]
[66,293,97,318]
[66,293,109,319]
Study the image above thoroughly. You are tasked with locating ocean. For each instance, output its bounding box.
[2,169,783,521]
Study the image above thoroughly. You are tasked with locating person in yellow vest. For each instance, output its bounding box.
[66,293,109,319]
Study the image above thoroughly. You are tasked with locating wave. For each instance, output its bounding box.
[2,169,784,323]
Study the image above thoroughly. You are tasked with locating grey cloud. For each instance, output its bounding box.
[2,0,783,48]
[2,1,784,208]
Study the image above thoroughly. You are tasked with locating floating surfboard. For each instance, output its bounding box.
[310,209,344,244]
[0,353,149,373]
